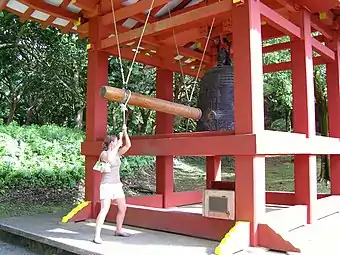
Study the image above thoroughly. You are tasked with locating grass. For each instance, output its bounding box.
[173,156,330,193]
[0,156,330,219]
[0,202,73,219]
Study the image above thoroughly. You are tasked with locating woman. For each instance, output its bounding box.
[93,124,131,244]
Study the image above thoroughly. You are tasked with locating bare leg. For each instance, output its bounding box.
[115,197,128,236]
[94,199,111,243]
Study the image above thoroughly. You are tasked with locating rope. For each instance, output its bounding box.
[168,9,189,102]
[109,0,155,126]
[121,90,132,125]
[125,0,155,86]
[110,0,125,85]
[189,17,215,102]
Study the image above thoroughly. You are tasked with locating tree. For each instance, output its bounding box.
[0,11,88,128]
[314,65,330,182]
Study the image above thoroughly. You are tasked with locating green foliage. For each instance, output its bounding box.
[0,11,88,128]
[263,37,293,131]
[0,123,85,192]
[120,156,155,179]
[0,124,155,193]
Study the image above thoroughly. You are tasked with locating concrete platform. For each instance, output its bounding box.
[0,212,218,255]
[0,211,286,255]
[0,208,339,255]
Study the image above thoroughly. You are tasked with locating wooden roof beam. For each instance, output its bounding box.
[61,21,75,33]
[20,7,34,22]
[20,0,79,22]
[133,13,157,23]
[84,16,210,64]
[132,0,191,27]
[105,47,203,77]
[310,14,334,39]
[101,0,170,26]
[97,0,220,37]
[100,0,233,49]
[0,0,9,11]
[71,0,98,12]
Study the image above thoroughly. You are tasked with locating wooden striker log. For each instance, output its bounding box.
[100,86,202,120]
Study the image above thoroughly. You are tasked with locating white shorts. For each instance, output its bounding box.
[100,183,125,200]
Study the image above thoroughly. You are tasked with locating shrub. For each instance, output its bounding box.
[0,123,85,192]
[0,123,155,193]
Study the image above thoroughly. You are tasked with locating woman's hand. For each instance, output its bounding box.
[118,124,131,156]
[122,124,127,134]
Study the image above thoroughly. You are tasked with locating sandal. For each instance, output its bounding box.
[92,238,103,244]
[114,231,130,237]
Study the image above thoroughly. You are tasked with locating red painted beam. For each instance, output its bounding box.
[310,14,334,39]
[19,8,35,22]
[210,183,330,205]
[262,35,326,54]
[0,0,9,11]
[155,68,174,209]
[311,37,335,61]
[101,0,170,25]
[262,41,291,53]
[125,195,163,208]
[165,191,203,208]
[102,203,235,240]
[81,131,256,156]
[71,0,97,12]
[20,0,79,21]
[100,0,233,49]
[104,47,203,77]
[266,191,330,206]
[256,130,340,155]
[258,223,303,253]
[263,56,325,73]
[326,40,340,195]
[259,2,301,39]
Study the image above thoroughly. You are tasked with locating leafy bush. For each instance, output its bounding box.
[0,123,85,192]
[0,123,155,193]
[121,156,155,179]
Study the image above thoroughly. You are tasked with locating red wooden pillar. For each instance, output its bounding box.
[291,11,317,224]
[206,156,221,189]
[326,40,340,195]
[155,68,174,208]
[232,0,266,246]
[85,17,109,216]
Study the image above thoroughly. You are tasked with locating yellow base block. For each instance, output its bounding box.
[61,201,90,223]
[215,221,250,255]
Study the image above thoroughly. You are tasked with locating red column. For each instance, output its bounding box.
[326,40,340,195]
[232,0,266,246]
[85,17,109,216]
[291,11,317,224]
[206,156,221,189]
[155,68,174,208]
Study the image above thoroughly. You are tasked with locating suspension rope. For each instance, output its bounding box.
[170,16,215,103]
[167,9,189,101]
[109,0,155,126]
[189,17,215,102]
[125,0,155,86]
[110,0,126,85]
[120,90,132,125]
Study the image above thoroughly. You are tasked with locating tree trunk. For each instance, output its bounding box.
[318,102,330,182]
[25,105,34,125]
[140,108,151,134]
[7,97,18,124]
[75,107,84,130]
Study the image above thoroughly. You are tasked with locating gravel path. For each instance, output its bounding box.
[0,240,37,255]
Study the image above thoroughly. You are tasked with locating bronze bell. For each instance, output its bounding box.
[196,39,234,131]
